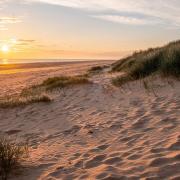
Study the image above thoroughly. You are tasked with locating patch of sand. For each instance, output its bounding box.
[0,61,179,180]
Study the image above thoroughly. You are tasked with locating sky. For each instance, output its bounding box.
[0,0,180,60]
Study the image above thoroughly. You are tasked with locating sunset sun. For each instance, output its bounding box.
[1,44,10,53]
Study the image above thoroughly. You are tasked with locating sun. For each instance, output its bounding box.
[1,44,10,53]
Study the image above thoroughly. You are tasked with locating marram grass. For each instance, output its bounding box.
[112,40,180,86]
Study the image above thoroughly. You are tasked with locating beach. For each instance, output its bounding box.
[0,61,113,97]
[0,60,180,180]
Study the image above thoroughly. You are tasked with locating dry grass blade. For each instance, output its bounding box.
[0,94,52,109]
[38,75,90,90]
[0,137,28,180]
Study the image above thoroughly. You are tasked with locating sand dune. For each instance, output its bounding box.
[0,61,179,180]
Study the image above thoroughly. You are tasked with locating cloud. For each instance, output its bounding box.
[12,39,36,47]
[0,17,22,31]
[19,39,35,42]
[24,0,180,27]
[92,15,160,25]
[0,17,21,24]
[0,24,8,31]
[0,38,35,49]
[18,39,35,43]
[1,0,180,27]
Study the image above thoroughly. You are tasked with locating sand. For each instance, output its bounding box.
[0,61,179,180]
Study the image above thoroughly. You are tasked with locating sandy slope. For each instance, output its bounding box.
[0,61,180,180]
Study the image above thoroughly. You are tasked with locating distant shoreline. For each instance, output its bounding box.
[0,59,115,65]
[0,60,115,71]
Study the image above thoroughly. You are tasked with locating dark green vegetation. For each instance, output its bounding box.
[112,40,180,86]
[0,137,28,180]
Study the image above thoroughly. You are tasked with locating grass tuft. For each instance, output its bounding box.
[0,137,28,180]
[38,75,90,90]
[88,66,104,73]
[112,40,180,86]
[0,94,52,108]
[88,65,109,74]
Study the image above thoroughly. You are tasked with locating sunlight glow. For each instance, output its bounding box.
[1,44,10,53]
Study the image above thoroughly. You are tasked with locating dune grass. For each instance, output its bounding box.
[0,75,90,108]
[88,66,104,73]
[0,94,52,109]
[0,137,28,180]
[39,75,90,90]
[88,65,109,74]
[112,40,180,86]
